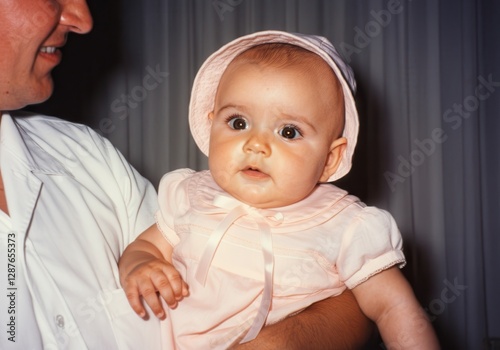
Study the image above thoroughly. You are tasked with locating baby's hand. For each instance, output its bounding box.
[121,258,189,319]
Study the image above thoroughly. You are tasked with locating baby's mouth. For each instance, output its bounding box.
[241,166,268,178]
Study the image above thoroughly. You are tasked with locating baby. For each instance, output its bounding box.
[119,30,439,349]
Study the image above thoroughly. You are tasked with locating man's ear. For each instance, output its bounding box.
[319,137,347,182]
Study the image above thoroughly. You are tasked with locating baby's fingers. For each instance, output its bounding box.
[124,284,147,319]
[150,271,179,308]
[137,279,166,319]
[165,269,189,300]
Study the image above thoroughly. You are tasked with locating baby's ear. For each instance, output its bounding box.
[319,137,347,182]
[208,111,214,122]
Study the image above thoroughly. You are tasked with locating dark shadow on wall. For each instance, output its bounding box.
[27,0,123,125]
[333,65,381,207]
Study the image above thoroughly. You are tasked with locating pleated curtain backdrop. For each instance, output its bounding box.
[30,0,500,348]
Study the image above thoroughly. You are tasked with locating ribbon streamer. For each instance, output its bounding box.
[194,195,283,343]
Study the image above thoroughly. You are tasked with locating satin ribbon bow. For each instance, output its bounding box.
[194,194,284,343]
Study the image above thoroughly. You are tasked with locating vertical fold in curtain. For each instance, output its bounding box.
[478,0,500,344]
[439,0,488,347]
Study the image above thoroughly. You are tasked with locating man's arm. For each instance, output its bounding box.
[234,289,374,350]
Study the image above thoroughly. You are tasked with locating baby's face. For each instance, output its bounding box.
[208,59,346,209]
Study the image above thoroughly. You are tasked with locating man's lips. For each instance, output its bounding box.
[40,46,58,54]
[40,39,65,53]
[38,45,63,64]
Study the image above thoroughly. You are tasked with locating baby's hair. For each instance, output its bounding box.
[233,43,345,138]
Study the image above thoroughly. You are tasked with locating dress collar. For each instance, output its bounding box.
[187,170,356,231]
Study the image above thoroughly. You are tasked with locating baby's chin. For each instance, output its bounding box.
[233,191,308,210]
[212,172,315,209]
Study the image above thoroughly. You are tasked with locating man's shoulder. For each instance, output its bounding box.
[12,110,96,137]
[9,111,116,167]
[10,111,111,154]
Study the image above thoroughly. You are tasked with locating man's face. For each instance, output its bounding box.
[208,60,346,209]
[0,0,93,111]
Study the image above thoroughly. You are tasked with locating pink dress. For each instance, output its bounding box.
[156,169,405,349]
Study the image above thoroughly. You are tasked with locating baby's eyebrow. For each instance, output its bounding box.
[216,104,248,114]
[279,113,317,131]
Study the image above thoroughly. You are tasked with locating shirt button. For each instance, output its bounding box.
[55,315,65,329]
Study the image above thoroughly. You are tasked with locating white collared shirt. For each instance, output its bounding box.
[0,112,170,349]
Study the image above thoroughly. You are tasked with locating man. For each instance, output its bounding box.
[0,0,372,349]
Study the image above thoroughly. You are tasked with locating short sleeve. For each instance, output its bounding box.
[337,206,406,289]
[94,133,158,245]
[155,168,195,247]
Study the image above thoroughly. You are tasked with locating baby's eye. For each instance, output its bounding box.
[227,116,248,130]
[279,125,302,139]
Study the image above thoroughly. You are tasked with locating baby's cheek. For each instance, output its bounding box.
[210,158,237,189]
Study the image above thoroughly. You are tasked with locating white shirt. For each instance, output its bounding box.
[0,112,171,349]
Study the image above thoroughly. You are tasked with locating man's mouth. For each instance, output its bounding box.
[40,46,57,54]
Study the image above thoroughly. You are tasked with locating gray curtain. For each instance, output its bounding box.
[32,0,500,348]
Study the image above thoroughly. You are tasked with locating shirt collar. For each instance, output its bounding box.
[1,112,72,176]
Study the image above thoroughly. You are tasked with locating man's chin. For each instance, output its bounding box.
[0,78,54,112]
[26,84,55,108]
